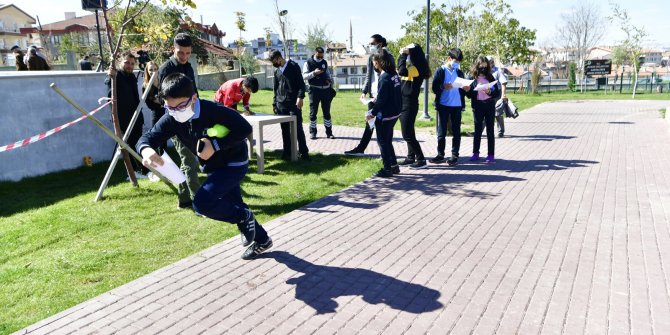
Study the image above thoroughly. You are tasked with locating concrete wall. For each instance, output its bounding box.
[0,71,122,181]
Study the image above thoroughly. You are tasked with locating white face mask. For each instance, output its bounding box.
[370,45,378,54]
[168,103,195,123]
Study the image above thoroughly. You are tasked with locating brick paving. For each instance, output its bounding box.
[13,100,670,335]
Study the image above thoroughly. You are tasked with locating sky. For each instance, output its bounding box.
[14,0,670,51]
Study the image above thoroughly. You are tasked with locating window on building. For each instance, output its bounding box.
[0,39,5,49]
[0,20,4,30]
[362,66,367,73]
[350,67,358,75]
[341,68,348,74]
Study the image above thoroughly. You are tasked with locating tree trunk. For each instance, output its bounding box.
[632,63,638,99]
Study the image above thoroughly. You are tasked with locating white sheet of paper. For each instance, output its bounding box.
[365,111,376,129]
[451,77,474,88]
[474,80,498,91]
[154,152,187,184]
[360,97,374,105]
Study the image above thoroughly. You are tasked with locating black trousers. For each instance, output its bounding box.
[277,105,309,157]
[473,101,496,156]
[399,98,425,160]
[375,117,398,170]
[435,105,462,158]
[308,88,333,136]
[354,101,376,151]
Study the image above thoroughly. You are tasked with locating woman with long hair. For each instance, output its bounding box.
[465,56,499,163]
[397,43,431,169]
[142,61,163,127]
[367,51,401,177]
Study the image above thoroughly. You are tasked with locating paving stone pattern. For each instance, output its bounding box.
[14,100,670,335]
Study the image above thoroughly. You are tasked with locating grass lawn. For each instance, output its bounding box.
[201,88,670,136]
[0,151,380,334]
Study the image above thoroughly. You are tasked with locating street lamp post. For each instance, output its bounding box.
[278,9,289,59]
[421,0,432,120]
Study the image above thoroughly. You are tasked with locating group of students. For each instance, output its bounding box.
[108,31,510,260]
[344,34,508,178]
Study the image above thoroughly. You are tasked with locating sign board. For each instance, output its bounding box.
[82,0,107,11]
[584,59,612,76]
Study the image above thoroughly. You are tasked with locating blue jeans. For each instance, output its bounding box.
[375,117,398,170]
[192,164,268,243]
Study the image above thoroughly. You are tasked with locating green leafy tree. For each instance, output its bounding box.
[391,2,474,70]
[304,23,331,52]
[568,61,576,91]
[239,50,258,75]
[609,3,647,98]
[394,0,536,71]
[58,32,89,60]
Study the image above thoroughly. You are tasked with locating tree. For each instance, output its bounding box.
[568,61,576,91]
[609,3,647,98]
[479,0,537,66]
[393,0,536,72]
[392,2,474,71]
[554,1,607,91]
[304,23,331,52]
[239,50,258,75]
[234,11,247,76]
[100,0,196,185]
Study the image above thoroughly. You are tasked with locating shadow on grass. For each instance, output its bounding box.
[0,162,130,217]
[263,251,443,314]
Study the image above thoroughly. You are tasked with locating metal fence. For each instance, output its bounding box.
[507,75,670,94]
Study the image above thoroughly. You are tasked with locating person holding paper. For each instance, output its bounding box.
[367,52,401,178]
[487,56,509,137]
[137,73,273,260]
[397,43,431,169]
[430,48,470,166]
[465,56,500,164]
[344,34,395,159]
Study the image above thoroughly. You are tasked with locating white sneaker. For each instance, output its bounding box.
[147,172,160,182]
[134,172,148,179]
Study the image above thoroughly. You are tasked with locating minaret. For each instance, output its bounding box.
[349,20,353,51]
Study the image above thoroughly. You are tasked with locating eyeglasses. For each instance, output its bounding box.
[164,96,192,113]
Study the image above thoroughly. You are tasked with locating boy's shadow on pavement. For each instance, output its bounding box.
[263,251,443,315]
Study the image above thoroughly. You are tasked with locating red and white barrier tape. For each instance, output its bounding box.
[0,98,112,153]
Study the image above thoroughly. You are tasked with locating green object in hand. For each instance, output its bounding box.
[206,124,230,138]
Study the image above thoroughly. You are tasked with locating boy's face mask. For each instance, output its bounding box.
[165,96,195,123]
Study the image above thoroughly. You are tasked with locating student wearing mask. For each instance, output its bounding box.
[487,56,509,137]
[430,48,470,166]
[303,47,335,139]
[465,56,500,163]
[397,43,431,169]
[158,33,202,209]
[344,34,395,159]
[269,49,310,161]
[138,73,273,260]
[367,51,401,178]
[214,77,259,115]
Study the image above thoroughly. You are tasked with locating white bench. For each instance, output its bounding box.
[243,113,298,173]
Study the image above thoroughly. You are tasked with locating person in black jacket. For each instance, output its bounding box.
[158,33,202,209]
[397,43,431,169]
[464,56,499,163]
[344,34,395,156]
[367,51,401,178]
[137,73,273,260]
[10,46,28,71]
[430,48,470,166]
[106,51,147,177]
[269,49,310,160]
[302,47,335,139]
